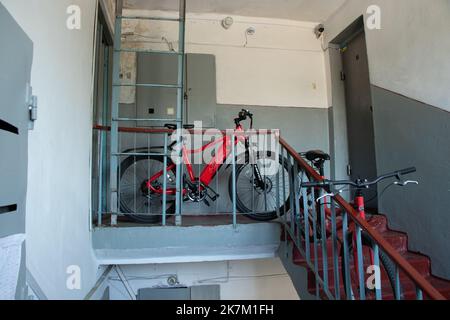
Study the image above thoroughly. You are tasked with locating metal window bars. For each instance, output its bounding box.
[109,0,186,226]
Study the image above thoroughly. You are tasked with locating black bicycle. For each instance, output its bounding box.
[302,168,418,299]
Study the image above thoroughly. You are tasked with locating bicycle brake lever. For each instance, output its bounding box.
[394,180,419,187]
[316,188,345,202]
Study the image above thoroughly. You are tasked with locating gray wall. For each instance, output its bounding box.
[121,53,331,214]
[216,105,329,153]
[371,86,450,279]
[131,53,330,154]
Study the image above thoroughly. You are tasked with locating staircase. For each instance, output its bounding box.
[283,214,450,300]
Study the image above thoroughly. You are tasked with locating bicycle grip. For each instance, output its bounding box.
[399,167,417,175]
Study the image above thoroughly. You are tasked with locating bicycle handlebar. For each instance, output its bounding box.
[302,167,417,189]
[234,109,254,128]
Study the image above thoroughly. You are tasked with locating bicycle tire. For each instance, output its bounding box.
[119,154,176,224]
[340,231,402,299]
[229,151,292,221]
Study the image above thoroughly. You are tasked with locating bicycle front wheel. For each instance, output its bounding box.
[229,151,291,221]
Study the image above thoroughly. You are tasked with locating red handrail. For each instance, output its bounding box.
[279,137,446,300]
[93,125,279,136]
[94,125,172,134]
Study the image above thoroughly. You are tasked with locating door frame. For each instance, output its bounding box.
[327,16,377,201]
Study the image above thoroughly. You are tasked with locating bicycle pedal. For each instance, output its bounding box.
[209,194,219,202]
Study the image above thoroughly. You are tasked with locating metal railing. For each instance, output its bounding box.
[93,125,282,228]
[279,137,446,300]
[91,123,445,300]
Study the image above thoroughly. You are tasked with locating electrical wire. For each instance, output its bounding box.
[365,182,397,204]
[244,30,250,47]
[196,273,290,284]
[108,274,178,282]
[319,32,340,53]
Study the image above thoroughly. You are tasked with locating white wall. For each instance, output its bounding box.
[0,0,99,299]
[120,10,329,108]
[0,0,333,299]
[324,0,450,111]
[110,259,300,300]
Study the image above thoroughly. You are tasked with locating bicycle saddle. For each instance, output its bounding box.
[164,124,195,130]
[305,150,330,162]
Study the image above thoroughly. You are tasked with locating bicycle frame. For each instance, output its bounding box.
[145,125,246,196]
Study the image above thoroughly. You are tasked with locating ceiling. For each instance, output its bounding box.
[124,0,346,22]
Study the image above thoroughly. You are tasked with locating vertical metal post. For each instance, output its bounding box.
[288,156,295,235]
[293,159,301,249]
[109,0,124,226]
[342,211,352,299]
[262,134,268,213]
[94,24,104,226]
[394,266,402,300]
[162,133,168,226]
[281,150,287,220]
[372,243,382,300]
[319,189,329,292]
[175,0,186,226]
[281,149,288,250]
[302,187,311,264]
[311,189,320,298]
[355,225,366,300]
[330,200,340,299]
[275,146,281,219]
[97,129,103,227]
[98,43,110,227]
[231,135,237,229]
[416,287,423,300]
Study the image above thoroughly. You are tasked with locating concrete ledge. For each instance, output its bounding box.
[93,223,281,265]
[96,244,279,265]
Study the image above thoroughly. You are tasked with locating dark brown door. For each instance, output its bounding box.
[342,31,377,209]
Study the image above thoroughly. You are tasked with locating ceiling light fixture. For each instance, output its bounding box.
[246,27,256,36]
[221,16,234,30]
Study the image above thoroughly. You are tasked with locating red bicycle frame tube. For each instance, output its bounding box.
[352,193,375,283]
[146,125,245,195]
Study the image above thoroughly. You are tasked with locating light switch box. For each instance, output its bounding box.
[167,107,175,116]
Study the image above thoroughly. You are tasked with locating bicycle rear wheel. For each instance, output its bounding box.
[119,154,176,224]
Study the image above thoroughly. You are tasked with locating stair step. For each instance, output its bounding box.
[307,269,445,300]
[293,240,337,267]
[378,230,408,252]
[303,248,432,290]
[284,212,450,300]
[400,251,431,276]
[368,215,388,232]
[426,276,450,299]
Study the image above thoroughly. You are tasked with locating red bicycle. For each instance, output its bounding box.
[118,110,291,223]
